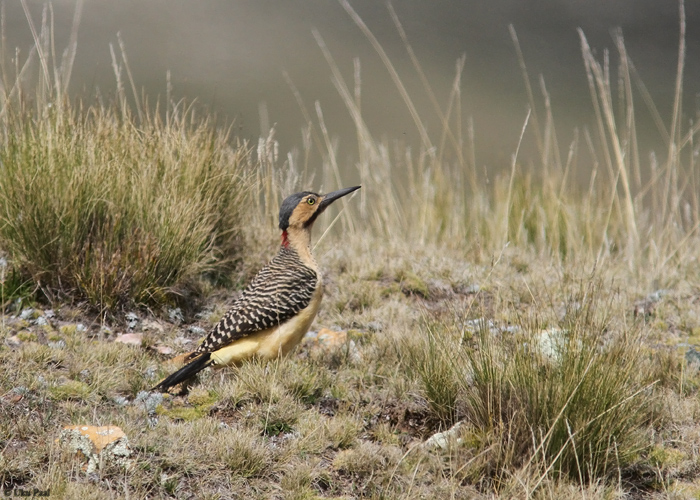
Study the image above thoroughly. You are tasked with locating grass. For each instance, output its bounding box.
[0,13,250,315]
[0,101,250,314]
[1,1,700,499]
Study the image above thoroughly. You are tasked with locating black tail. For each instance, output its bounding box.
[152,353,213,392]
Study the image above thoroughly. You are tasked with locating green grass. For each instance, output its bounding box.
[0,15,250,314]
[0,100,249,314]
[1,2,700,499]
[401,277,659,490]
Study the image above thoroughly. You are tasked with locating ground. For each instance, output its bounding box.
[2,237,700,499]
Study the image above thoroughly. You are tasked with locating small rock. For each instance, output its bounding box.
[35,316,48,326]
[143,366,159,381]
[10,386,28,396]
[153,345,173,355]
[114,333,143,346]
[125,312,139,330]
[424,421,464,450]
[48,340,66,349]
[19,308,35,320]
[303,330,318,341]
[76,324,87,332]
[455,283,480,295]
[686,347,700,368]
[347,339,363,363]
[174,336,193,345]
[168,308,184,324]
[187,326,206,336]
[43,309,55,319]
[463,318,495,333]
[304,328,362,362]
[195,309,212,319]
[500,325,520,334]
[135,390,163,415]
[59,425,131,474]
[316,328,347,349]
[112,396,129,407]
[535,328,575,363]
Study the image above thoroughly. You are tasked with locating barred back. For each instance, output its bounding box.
[194,247,318,355]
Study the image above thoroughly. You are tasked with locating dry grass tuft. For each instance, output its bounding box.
[0,12,250,315]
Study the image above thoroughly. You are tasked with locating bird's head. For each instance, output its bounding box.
[278,186,360,245]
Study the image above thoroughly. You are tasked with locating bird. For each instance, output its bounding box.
[153,185,361,392]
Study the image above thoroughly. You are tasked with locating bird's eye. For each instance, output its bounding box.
[307,198,315,205]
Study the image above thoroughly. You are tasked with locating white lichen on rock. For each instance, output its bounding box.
[59,425,132,474]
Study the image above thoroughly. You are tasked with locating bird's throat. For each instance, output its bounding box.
[281,227,317,269]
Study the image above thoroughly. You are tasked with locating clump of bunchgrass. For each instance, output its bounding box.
[0,100,249,313]
[0,13,251,315]
[405,277,657,489]
[401,323,462,427]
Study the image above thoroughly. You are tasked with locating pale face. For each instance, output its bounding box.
[288,193,323,229]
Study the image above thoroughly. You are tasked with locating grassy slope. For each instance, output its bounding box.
[2,239,700,499]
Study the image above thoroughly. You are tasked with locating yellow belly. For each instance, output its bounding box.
[210,285,323,367]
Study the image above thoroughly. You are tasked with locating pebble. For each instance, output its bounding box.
[125,312,139,329]
[153,345,173,355]
[59,425,131,474]
[112,396,129,407]
[686,347,700,368]
[143,366,159,381]
[135,390,163,415]
[168,307,184,324]
[424,421,464,449]
[304,328,363,362]
[114,333,143,346]
[19,308,35,320]
[187,326,206,336]
[455,283,480,295]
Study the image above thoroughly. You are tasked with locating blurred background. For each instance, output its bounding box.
[4,0,700,183]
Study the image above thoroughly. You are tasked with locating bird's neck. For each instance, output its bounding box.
[281,226,317,269]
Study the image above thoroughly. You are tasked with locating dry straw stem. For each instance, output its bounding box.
[579,30,639,253]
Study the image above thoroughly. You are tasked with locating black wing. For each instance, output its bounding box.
[193,248,317,356]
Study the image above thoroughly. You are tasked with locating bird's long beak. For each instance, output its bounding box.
[318,185,361,211]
